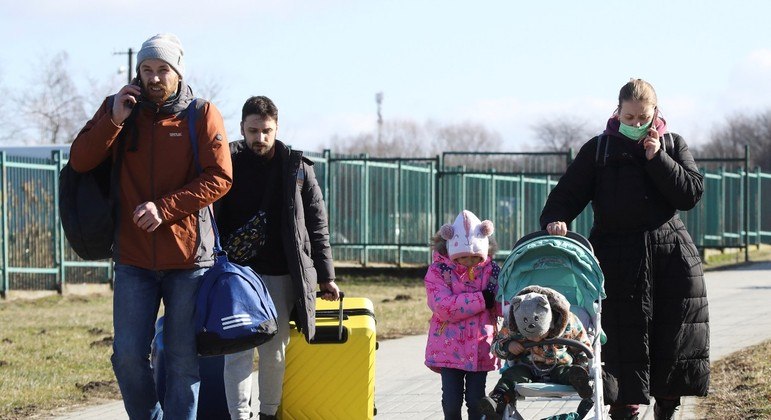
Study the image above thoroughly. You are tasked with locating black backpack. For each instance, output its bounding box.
[59,98,204,261]
[59,157,117,260]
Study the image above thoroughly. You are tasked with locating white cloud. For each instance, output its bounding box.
[720,49,771,111]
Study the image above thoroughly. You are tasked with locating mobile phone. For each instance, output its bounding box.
[639,107,659,144]
[128,78,143,107]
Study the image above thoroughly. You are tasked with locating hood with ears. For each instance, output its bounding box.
[440,210,494,261]
[508,285,571,340]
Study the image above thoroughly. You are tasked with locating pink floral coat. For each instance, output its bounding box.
[424,251,501,373]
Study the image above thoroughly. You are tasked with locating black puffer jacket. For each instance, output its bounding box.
[540,132,709,404]
[216,140,335,341]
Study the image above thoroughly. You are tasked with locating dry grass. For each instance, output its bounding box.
[697,340,771,420]
[0,293,119,420]
[702,244,771,271]
[337,274,429,339]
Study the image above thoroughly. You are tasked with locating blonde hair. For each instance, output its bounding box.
[617,78,657,110]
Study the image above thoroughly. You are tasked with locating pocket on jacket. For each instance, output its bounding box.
[673,233,702,272]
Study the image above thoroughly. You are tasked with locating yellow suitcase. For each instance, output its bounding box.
[281,294,377,420]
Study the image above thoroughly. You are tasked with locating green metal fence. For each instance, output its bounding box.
[316,148,762,267]
[0,151,112,297]
[0,147,764,296]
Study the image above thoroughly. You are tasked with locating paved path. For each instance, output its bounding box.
[48,262,771,420]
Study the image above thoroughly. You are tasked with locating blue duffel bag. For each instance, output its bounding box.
[194,250,278,356]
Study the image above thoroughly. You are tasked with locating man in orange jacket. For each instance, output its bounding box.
[70,33,232,420]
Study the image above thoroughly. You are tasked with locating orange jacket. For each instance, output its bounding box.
[70,90,232,270]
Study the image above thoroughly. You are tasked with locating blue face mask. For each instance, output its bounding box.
[619,121,651,140]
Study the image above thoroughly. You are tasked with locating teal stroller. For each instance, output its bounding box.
[494,231,607,420]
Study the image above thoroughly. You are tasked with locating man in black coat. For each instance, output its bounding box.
[216,96,339,420]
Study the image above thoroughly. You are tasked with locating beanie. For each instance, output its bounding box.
[439,210,494,261]
[136,33,185,78]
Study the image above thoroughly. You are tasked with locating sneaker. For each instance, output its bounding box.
[258,413,277,420]
[568,365,593,399]
[479,388,507,420]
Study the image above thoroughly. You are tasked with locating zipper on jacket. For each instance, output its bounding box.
[150,109,159,269]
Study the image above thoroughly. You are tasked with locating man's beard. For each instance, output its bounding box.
[145,82,175,102]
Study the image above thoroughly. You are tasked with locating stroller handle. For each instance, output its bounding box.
[522,337,594,359]
[512,229,594,253]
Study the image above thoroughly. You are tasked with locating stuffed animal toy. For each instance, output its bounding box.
[509,285,570,342]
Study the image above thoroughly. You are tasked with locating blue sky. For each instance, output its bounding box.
[2,0,770,152]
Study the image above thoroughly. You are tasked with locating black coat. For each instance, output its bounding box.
[540,132,709,403]
[216,140,335,341]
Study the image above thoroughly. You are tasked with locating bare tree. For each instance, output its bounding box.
[188,74,226,104]
[0,66,18,144]
[187,74,236,124]
[329,119,502,158]
[698,110,771,170]
[15,52,87,144]
[530,117,594,152]
[427,121,502,156]
[331,119,427,157]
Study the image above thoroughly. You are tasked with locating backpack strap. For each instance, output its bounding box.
[661,132,674,155]
[186,98,224,254]
[186,98,206,173]
[595,134,610,167]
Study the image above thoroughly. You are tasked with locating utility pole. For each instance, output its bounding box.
[375,91,383,143]
[114,48,135,84]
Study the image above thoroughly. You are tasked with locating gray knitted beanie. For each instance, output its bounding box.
[136,33,185,78]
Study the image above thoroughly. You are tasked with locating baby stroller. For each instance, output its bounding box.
[494,230,607,420]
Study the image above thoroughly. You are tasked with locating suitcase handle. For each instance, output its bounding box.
[316,290,345,340]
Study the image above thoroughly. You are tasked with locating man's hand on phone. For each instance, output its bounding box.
[111,83,141,126]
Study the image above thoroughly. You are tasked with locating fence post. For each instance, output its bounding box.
[323,149,334,263]
[517,172,525,241]
[0,151,7,298]
[435,154,443,233]
[362,154,369,267]
[322,149,331,212]
[52,151,65,294]
[744,144,750,262]
[755,166,762,248]
[396,159,402,267]
[432,155,441,265]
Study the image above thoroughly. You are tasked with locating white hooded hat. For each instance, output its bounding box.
[440,210,494,261]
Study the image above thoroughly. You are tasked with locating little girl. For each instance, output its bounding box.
[424,209,501,420]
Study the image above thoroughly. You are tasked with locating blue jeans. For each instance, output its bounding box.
[111,263,205,420]
[440,368,488,420]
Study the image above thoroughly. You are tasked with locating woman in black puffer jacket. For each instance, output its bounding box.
[539,79,709,420]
